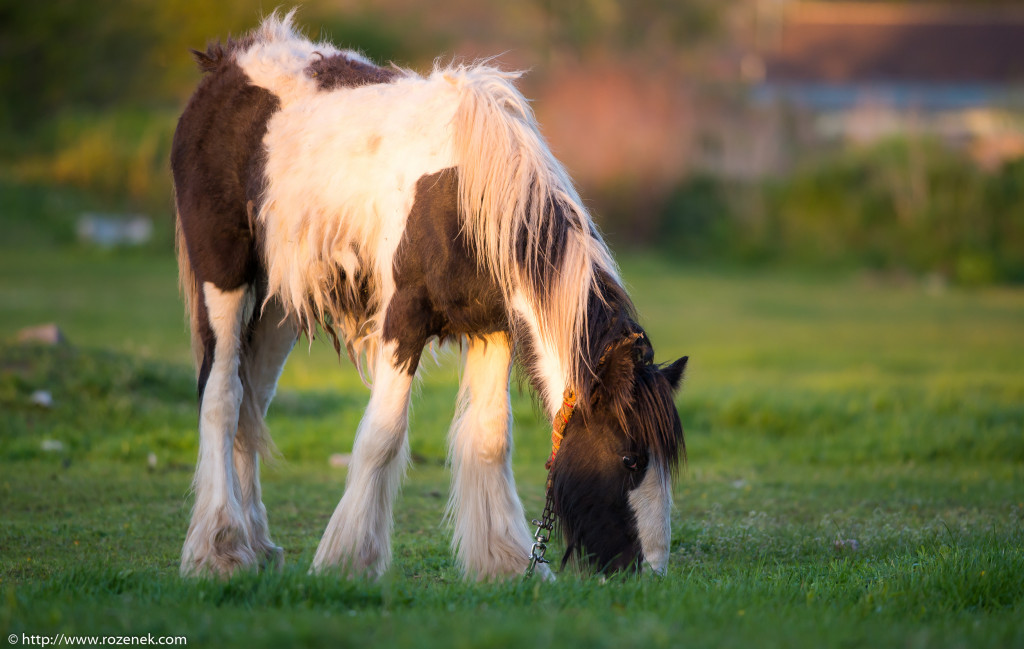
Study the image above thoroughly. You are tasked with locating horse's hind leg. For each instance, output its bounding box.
[181,282,255,577]
[234,297,298,569]
[311,341,417,579]
[447,333,547,579]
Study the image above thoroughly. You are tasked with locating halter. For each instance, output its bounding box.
[545,390,577,471]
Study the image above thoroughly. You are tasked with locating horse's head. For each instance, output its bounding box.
[550,334,687,574]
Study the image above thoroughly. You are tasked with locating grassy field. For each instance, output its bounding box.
[1,241,1022,648]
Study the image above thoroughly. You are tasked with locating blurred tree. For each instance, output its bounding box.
[0,1,424,135]
[0,0,156,130]
[535,0,725,59]
[0,0,267,132]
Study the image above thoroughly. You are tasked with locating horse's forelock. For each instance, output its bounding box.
[629,363,685,474]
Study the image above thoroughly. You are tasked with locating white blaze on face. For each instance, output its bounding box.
[627,461,672,574]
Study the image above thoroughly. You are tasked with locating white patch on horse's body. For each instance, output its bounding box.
[238,45,457,374]
[181,282,255,576]
[235,11,371,105]
[445,333,552,580]
[311,341,414,577]
[628,461,672,575]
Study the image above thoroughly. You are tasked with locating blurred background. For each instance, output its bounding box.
[2,3,1023,613]
[2,0,1024,284]
[3,0,1024,285]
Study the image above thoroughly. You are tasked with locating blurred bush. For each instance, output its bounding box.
[10,109,176,213]
[0,1,434,228]
[0,1,437,130]
[659,138,1024,284]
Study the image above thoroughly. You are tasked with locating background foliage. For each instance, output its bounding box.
[661,140,1024,283]
[3,1,1022,283]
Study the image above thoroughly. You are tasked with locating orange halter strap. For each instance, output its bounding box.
[544,388,577,471]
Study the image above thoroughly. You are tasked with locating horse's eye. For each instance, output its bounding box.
[622,455,638,471]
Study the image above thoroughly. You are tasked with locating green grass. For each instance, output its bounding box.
[2,243,1023,648]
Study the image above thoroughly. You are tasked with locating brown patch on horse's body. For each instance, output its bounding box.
[306,53,400,91]
[385,169,509,375]
[172,51,280,395]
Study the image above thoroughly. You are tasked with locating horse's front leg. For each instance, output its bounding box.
[311,341,417,578]
[447,332,551,580]
[181,283,255,577]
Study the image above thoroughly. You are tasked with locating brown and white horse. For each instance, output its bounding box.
[172,12,687,580]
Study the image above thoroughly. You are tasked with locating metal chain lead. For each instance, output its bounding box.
[525,473,557,578]
[525,388,578,579]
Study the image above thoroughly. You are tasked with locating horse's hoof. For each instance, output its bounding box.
[309,554,386,580]
[261,544,285,571]
[180,552,255,579]
[181,509,258,578]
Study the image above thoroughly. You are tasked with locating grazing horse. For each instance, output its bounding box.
[172,12,688,580]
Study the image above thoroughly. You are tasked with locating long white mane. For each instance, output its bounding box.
[238,12,620,405]
[448,64,621,409]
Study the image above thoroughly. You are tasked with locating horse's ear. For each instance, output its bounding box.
[592,338,638,425]
[661,356,688,391]
[597,338,637,392]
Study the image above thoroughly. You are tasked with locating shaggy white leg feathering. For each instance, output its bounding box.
[446,334,551,580]
[311,342,413,578]
[234,298,298,569]
[181,283,256,577]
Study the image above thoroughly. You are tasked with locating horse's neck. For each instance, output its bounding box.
[510,289,571,419]
[512,279,634,420]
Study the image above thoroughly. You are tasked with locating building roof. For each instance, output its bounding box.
[763,3,1024,84]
